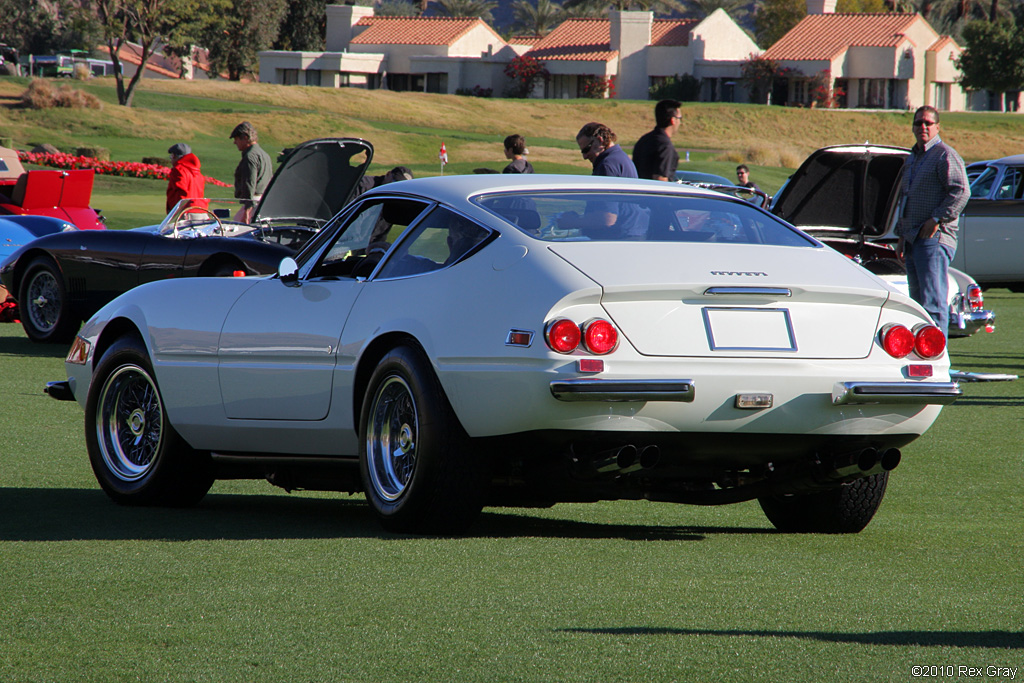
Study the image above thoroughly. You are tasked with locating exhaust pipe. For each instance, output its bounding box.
[620,445,660,474]
[590,445,638,474]
[880,448,901,471]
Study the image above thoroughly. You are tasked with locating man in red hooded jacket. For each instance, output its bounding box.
[166,143,205,213]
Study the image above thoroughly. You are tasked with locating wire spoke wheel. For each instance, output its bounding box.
[95,364,164,482]
[24,267,62,335]
[366,375,418,502]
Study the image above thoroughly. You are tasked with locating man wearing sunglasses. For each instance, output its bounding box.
[894,105,969,336]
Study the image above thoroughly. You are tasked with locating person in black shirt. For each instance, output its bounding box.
[632,99,681,181]
[502,135,534,174]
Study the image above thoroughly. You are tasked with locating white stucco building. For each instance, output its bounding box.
[761,0,967,111]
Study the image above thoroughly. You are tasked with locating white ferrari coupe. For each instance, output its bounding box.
[48,174,961,534]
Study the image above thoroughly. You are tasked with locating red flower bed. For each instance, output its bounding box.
[17,150,231,187]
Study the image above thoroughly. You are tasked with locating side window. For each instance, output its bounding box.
[376,207,489,279]
[995,168,1018,200]
[309,198,429,279]
[970,167,997,199]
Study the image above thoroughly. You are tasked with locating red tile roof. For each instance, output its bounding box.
[525,18,697,62]
[351,16,502,46]
[762,13,920,61]
[927,35,958,52]
[509,34,543,46]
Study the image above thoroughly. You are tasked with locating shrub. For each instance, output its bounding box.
[649,74,701,102]
[581,76,614,99]
[455,85,493,98]
[76,147,110,161]
[504,55,548,98]
[72,63,91,80]
[19,79,102,110]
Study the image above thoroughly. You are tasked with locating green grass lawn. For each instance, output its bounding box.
[1,291,1022,682]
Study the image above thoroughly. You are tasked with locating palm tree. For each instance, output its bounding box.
[682,0,750,21]
[512,0,564,37]
[563,0,686,15]
[435,0,499,21]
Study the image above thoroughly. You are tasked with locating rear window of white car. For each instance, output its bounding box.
[475,192,816,247]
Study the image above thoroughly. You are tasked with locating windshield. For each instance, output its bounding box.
[475,191,816,247]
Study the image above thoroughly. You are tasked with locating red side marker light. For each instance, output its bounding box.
[577,358,604,373]
[232,270,247,277]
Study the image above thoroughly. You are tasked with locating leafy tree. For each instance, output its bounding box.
[203,0,288,81]
[836,0,888,10]
[754,0,804,49]
[956,17,1024,110]
[274,0,326,52]
[435,0,498,22]
[161,0,230,77]
[94,0,208,106]
[512,0,563,37]
[0,0,99,55]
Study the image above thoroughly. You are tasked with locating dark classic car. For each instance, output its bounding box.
[1,137,372,343]
[953,154,1024,290]
[770,144,994,338]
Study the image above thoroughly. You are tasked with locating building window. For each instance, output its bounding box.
[858,78,886,108]
[934,82,950,111]
[426,73,447,94]
[281,69,299,86]
[305,69,321,87]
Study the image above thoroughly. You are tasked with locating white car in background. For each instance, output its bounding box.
[47,175,959,535]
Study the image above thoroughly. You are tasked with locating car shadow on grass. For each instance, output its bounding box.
[0,331,69,359]
[558,626,1024,649]
[0,487,774,542]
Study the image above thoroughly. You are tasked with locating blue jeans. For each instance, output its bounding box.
[905,237,953,335]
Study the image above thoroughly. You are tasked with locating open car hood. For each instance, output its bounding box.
[253,137,373,225]
[771,144,908,238]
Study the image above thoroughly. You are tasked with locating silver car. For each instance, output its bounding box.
[954,154,1024,291]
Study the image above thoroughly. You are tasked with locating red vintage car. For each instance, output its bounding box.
[0,146,105,230]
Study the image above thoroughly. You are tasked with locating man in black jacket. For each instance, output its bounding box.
[632,99,681,182]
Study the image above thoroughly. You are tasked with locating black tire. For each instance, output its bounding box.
[862,258,907,276]
[18,256,79,343]
[359,345,487,534]
[85,334,213,507]
[758,472,889,534]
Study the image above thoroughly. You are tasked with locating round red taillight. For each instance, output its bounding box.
[914,324,946,359]
[582,319,619,355]
[545,318,580,354]
[880,323,914,358]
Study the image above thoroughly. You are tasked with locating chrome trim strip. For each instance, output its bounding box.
[704,287,792,297]
[550,379,695,402]
[832,381,961,405]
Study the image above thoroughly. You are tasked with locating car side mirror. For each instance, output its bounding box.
[278,257,299,286]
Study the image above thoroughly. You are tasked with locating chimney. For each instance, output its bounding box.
[326,4,375,52]
[610,11,652,100]
[806,0,838,13]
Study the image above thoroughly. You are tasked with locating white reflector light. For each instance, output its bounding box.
[735,393,773,409]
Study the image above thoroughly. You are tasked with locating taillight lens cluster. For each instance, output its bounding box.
[879,323,946,359]
[967,284,984,312]
[545,318,619,355]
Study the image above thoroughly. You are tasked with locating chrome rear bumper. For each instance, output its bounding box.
[832,381,961,405]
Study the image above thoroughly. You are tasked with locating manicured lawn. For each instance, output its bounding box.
[1,291,1021,681]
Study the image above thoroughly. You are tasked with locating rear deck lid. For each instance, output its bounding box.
[549,241,891,359]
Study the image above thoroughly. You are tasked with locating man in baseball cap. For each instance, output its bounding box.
[229,121,272,223]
